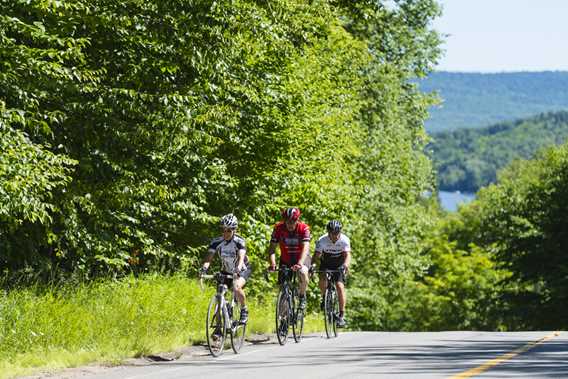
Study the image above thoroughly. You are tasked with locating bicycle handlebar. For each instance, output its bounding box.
[199,272,238,290]
[314,269,345,273]
[264,266,298,281]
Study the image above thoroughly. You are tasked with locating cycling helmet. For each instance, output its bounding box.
[281,207,301,221]
[220,213,238,229]
[326,220,342,234]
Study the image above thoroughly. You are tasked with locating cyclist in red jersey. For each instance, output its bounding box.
[267,207,311,310]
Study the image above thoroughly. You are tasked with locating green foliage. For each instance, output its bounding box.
[431,111,568,192]
[0,274,320,378]
[421,71,568,133]
[446,141,568,329]
[393,215,510,331]
[1,0,443,333]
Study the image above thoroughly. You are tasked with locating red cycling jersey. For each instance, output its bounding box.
[270,221,311,265]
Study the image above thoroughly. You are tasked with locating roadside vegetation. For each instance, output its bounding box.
[1,0,442,335]
[0,274,322,379]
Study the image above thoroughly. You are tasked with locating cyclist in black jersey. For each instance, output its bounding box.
[201,214,251,324]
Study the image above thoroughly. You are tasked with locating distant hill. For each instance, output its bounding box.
[430,111,568,192]
[420,71,568,133]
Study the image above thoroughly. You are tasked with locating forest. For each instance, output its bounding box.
[430,110,568,192]
[421,71,568,132]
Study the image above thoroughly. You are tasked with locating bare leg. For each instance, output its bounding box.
[234,277,247,307]
[336,281,346,314]
[318,275,327,298]
[298,266,309,296]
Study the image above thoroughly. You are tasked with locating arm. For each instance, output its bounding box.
[237,249,245,272]
[313,249,322,267]
[296,223,311,268]
[342,250,352,275]
[298,241,310,266]
[266,241,278,270]
[202,249,215,271]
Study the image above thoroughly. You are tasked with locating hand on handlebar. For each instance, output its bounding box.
[199,266,208,277]
[268,263,276,272]
[309,264,316,275]
[291,263,302,272]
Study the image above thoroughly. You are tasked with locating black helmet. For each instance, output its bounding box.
[326,220,342,234]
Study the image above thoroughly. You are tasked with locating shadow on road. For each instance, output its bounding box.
[143,333,568,377]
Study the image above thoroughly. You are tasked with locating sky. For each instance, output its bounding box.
[433,0,568,72]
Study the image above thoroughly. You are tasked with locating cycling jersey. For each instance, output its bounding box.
[315,233,351,268]
[270,221,311,265]
[208,235,249,274]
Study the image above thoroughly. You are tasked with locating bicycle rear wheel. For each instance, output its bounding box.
[324,288,338,338]
[275,288,290,345]
[230,301,247,353]
[292,289,304,343]
[206,295,227,357]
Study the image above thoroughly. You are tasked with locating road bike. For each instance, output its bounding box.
[267,266,304,345]
[200,272,247,356]
[317,268,344,338]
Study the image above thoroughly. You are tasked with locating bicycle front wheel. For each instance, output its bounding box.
[230,301,247,353]
[324,288,338,338]
[292,289,304,343]
[206,295,227,357]
[275,288,290,345]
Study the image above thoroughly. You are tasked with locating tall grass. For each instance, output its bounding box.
[0,274,323,379]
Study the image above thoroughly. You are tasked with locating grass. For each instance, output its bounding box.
[0,274,323,379]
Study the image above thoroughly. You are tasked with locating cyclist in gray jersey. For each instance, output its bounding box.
[201,214,251,324]
[314,220,351,328]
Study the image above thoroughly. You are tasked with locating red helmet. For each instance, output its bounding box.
[281,207,301,221]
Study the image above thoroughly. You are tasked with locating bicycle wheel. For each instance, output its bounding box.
[206,295,227,357]
[230,301,247,353]
[275,288,290,345]
[292,289,304,343]
[331,288,339,337]
[324,288,338,338]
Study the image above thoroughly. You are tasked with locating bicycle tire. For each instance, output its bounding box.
[324,287,338,338]
[331,288,338,337]
[292,288,304,343]
[230,301,247,353]
[206,295,227,357]
[275,288,290,345]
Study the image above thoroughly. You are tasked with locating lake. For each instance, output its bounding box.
[438,190,475,212]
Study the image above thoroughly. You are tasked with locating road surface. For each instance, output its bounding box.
[36,331,568,379]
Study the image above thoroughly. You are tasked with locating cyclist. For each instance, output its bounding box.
[200,213,251,324]
[314,220,351,328]
[267,207,311,310]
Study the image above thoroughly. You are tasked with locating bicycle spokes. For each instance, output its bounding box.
[230,301,247,354]
[324,288,338,338]
[276,290,290,345]
[206,297,227,356]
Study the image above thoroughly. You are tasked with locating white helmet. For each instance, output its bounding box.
[220,213,238,229]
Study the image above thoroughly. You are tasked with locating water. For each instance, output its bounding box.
[438,190,475,212]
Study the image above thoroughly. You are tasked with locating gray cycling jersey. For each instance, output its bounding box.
[208,235,248,273]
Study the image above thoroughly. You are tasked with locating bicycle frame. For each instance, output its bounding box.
[317,269,344,338]
[267,266,304,345]
[201,272,246,356]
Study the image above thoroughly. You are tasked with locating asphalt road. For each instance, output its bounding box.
[46,331,568,379]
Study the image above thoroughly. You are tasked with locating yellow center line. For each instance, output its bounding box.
[449,331,560,379]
